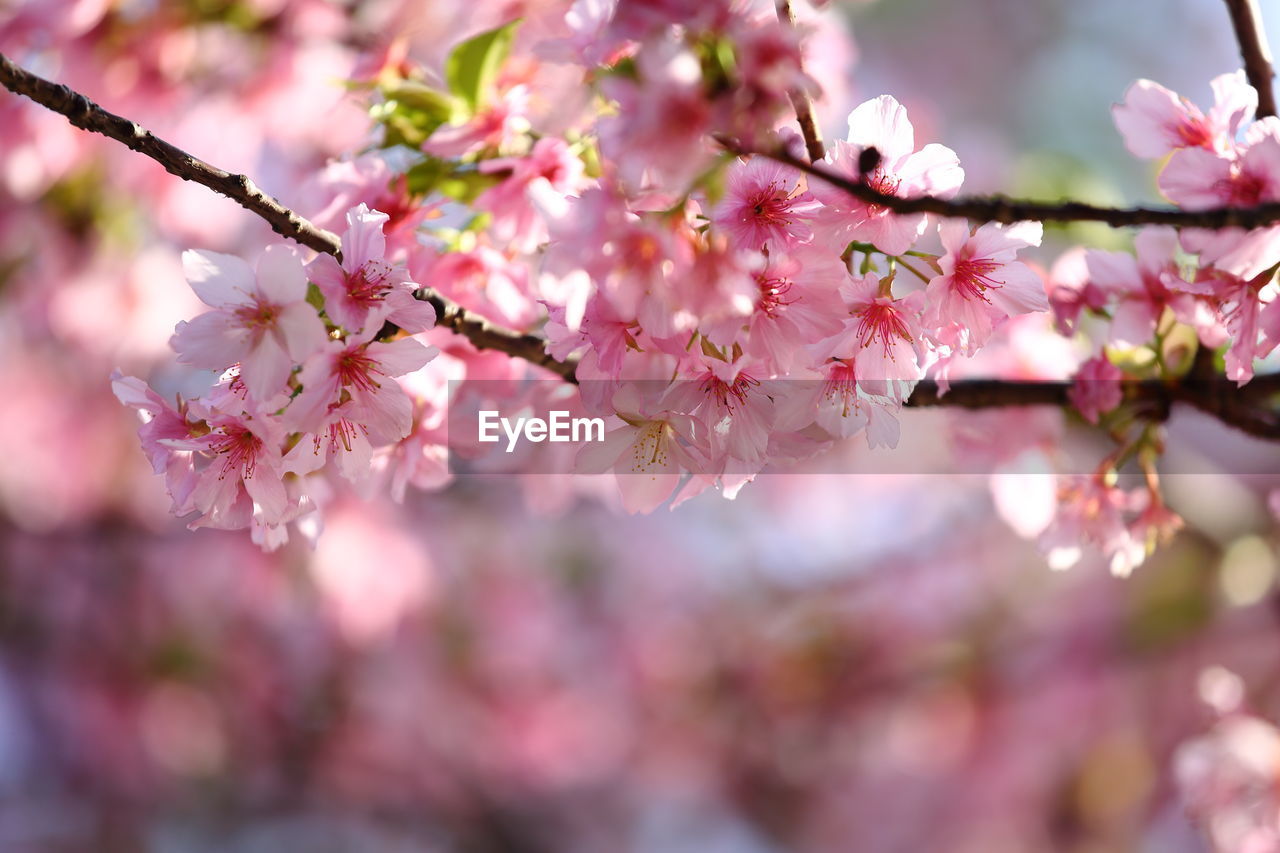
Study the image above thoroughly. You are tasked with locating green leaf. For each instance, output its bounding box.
[404,157,502,204]
[445,19,520,115]
[373,82,462,147]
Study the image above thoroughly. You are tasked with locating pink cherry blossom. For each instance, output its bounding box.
[287,329,440,448]
[1176,711,1280,853]
[664,354,774,468]
[773,358,900,448]
[160,405,291,532]
[1112,71,1255,159]
[598,43,713,190]
[809,95,964,256]
[307,204,436,335]
[1046,247,1108,336]
[1160,129,1280,280]
[574,384,704,514]
[1068,355,1123,425]
[170,245,327,401]
[700,249,845,372]
[422,85,531,159]
[923,220,1048,355]
[476,137,585,254]
[110,371,200,514]
[711,157,815,251]
[824,272,925,399]
[415,245,538,329]
[1084,226,1198,347]
[1037,475,1146,576]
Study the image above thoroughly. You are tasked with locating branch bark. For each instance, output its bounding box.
[0,51,579,382]
[1225,0,1278,118]
[775,0,825,163]
[724,137,1280,230]
[908,376,1280,440]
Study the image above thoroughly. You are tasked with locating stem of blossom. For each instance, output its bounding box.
[1224,0,1277,118]
[0,51,580,382]
[893,256,932,284]
[775,0,825,162]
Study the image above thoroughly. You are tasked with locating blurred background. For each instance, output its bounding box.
[1,1,1280,851]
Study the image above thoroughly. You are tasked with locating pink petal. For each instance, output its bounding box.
[183,249,255,309]
[276,302,328,362]
[254,244,309,303]
[1112,79,1190,159]
[987,262,1050,316]
[343,204,389,269]
[845,95,914,162]
[240,334,293,401]
[171,311,247,369]
[367,337,438,377]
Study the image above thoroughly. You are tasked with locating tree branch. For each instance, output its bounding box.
[3,54,1278,434]
[1225,0,1277,118]
[0,53,343,256]
[775,0,825,163]
[0,51,579,382]
[908,375,1280,440]
[722,136,1280,230]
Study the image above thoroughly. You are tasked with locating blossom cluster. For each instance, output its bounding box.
[1061,70,1280,385]
[114,0,1279,569]
[115,206,440,549]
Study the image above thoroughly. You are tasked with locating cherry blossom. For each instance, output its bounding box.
[307,203,436,335]
[170,245,326,401]
[1068,355,1124,425]
[1112,71,1255,159]
[809,95,964,256]
[923,220,1048,355]
[711,157,815,251]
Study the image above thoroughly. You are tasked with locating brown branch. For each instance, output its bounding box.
[908,375,1280,440]
[726,137,1280,230]
[0,53,342,256]
[1224,0,1278,118]
[0,51,579,382]
[775,0,825,162]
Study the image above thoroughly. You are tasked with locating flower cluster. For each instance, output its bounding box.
[116,205,440,549]
[1071,72,1280,385]
[115,3,1278,570]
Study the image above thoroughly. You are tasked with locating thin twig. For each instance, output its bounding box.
[0,51,579,381]
[775,0,825,162]
[1224,0,1278,118]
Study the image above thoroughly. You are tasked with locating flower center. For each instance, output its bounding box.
[211,425,262,480]
[823,361,861,417]
[336,347,383,393]
[1218,166,1268,207]
[314,416,368,455]
[346,261,395,306]
[855,302,913,357]
[749,183,792,227]
[233,298,279,330]
[701,372,760,411]
[865,169,902,215]
[1175,117,1214,149]
[951,256,1004,301]
[756,273,796,317]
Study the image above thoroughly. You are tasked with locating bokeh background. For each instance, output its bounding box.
[2,1,1280,850]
